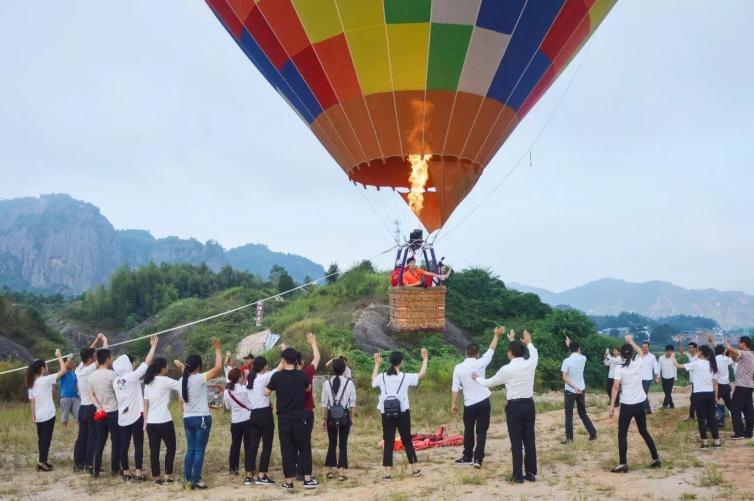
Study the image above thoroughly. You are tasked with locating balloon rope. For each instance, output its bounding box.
[0,246,397,377]
[435,39,597,244]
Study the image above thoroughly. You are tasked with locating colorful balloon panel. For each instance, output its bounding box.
[206,0,616,232]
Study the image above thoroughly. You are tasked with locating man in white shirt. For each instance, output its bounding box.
[714,344,734,413]
[74,333,107,472]
[639,342,660,414]
[603,348,622,404]
[681,342,699,420]
[473,329,538,484]
[451,326,503,468]
[561,337,597,444]
[89,348,121,477]
[658,345,677,409]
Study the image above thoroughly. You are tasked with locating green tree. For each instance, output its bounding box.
[326,262,340,284]
[270,265,297,294]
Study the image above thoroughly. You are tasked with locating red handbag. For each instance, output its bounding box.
[94,410,107,422]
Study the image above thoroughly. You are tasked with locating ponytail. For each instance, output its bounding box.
[699,345,718,373]
[331,358,345,395]
[387,351,403,376]
[26,360,46,389]
[620,344,633,368]
[145,357,167,386]
[226,368,242,391]
[181,354,203,403]
[247,356,268,390]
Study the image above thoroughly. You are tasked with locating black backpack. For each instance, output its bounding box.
[382,373,406,422]
[327,377,351,427]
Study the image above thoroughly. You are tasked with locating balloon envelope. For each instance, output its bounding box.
[206,0,616,231]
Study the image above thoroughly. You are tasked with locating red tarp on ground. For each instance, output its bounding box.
[378,426,463,451]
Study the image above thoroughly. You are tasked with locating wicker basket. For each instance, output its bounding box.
[389,286,446,332]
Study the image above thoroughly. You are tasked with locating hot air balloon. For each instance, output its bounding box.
[205,0,616,232]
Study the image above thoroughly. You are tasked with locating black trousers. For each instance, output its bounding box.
[661,378,675,408]
[146,421,176,477]
[296,410,315,476]
[564,392,596,441]
[94,411,122,474]
[718,383,733,412]
[505,398,536,480]
[642,380,652,413]
[382,411,417,467]
[617,402,658,465]
[325,413,351,469]
[462,398,491,462]
[36,417,55,463]
[606,378,614,401]
[120,416,144,471]
[249,407,275,473]
[279,416,311,478]
[75,404,96,466]
[731,386,754,438]
[689,384,696,418]
[693,391,719,440]
[229,419,252,473]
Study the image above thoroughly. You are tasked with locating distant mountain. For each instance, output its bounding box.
[510,278,754,329]
[0,194,324,294]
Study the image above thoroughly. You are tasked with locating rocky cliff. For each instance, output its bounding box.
[0,194,324,294]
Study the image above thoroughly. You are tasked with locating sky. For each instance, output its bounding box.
[1,1,753,294]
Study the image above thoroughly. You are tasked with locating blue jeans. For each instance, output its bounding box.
[183,415,212,484]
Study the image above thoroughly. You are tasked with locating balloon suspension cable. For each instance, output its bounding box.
[0,245,398,377]
[434,39,596,244]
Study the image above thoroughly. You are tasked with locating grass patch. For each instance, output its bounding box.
[698,463,724,487]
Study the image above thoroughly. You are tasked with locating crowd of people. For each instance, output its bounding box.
[24,325,754,489]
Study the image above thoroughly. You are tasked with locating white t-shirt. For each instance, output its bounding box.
[614,360,646,405]
[88,368,117,412]
[246,370,277,409]
[144,376,181,424]
[223,387,252,423]
[76,363,97,406]
[372,372,419,413]
[685,359,717,393]
[451,350,493,406]
[716,355,733,385]
[561,352,587,393]
[182,373,211,418]
[28,374,58,422]
[658,354,677,379]
[640,353,659,381]
[604,355,622,379]
[113,358,149,426]
[321,376,357,409]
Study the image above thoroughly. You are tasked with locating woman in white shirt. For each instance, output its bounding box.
[244,356,279,486]
[604,348,622,403]
[26,349,67,471]
[675,345,720,448]
[609,336,661,473]
[178,336,223,490]
[143,357,181,484]
[321,358,357,481]
[223,368,252,482]
[372,348,428,481]
[112,335,158,481]
[714,345,734,412]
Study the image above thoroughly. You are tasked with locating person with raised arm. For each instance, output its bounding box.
[27,348,67,472]
[245,355,283,486]
[639,342,660,414]
[673,344,720,448]
[657,345,677,409]
[714,344,734,413]
[321,357,357,482]
[89,346,121,477]
[603,347,622,404]
[725,336,754,439]
[112,335,159,481]
[179,336,223,490]
[451,326,503,468]
[560,336,597,445]
[609,335,661,473]
[74,333,107,473]
[144,356,181,485]
[295,333,320,482]
[472,329,538,484]
[372,348,428,481]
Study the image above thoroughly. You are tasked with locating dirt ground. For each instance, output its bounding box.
[1,388,753,501]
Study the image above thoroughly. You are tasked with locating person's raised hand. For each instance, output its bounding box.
[174,360,185,371]
[374,352,382,365]
[624,334,633,343]
[494,326,505,338]
[211,336,221,350]
[55,348,61,358]
[420,347,429,360]
[306,333,317,346]
[565,336,571,347]
[507,329,516,342]
[150,334,159,348]
[523,330,532,345]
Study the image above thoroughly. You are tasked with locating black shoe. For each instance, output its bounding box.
[155,478,165,485]
[36,463,52,472]
[382,475,392,482]
[712,441,722,448]
[730,434,746,440]
[700,441,709,449]
[191,481,208,490]
[525,473,536,482]
[611,464,628,473]
[589,433,597,441]
[255,476,274,485]
[650,459,662,468]
[472,461,482,469]
[507,475,524,484]
[454,457,473,465]
[560,439,572,445]
[412,469,423,478]
[303,478,319,489]
[244,476,253,485]
[281,481,294,490]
